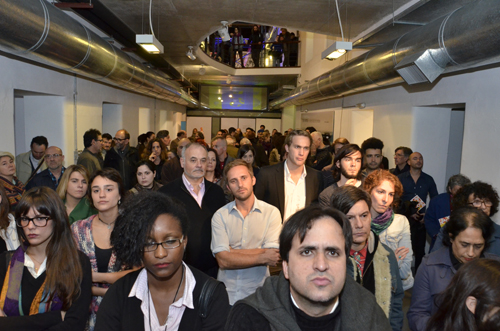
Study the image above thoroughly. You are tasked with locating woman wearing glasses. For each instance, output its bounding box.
[95,191,230,331]
[0,187,92,330]
[0,152,25,210]
[57,165,96,225]
[71,168,137,331]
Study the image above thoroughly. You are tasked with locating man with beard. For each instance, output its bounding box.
[160,142,225,277]
[398,152,438,271]
[330,186,404,331]
[361,137,384,178]
[319,144,363,206]
[211,159,282,305]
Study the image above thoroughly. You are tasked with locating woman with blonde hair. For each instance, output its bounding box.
[56,165,96,225]
[363,169,414,290]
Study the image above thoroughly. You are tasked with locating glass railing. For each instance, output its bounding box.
[201,35,300,68]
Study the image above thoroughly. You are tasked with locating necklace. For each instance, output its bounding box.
[98,216,115,230]
[148,264,185,331]
[28,254,45,272]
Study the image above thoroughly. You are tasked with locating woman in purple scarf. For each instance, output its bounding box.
[364,169,414,290]
[0,187,92,330]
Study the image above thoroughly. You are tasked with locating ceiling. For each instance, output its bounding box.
[64,0,476,93]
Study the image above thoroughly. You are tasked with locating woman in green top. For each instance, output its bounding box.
[57,165,96,224]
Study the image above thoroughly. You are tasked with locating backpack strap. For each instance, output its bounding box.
[198,277,221,318]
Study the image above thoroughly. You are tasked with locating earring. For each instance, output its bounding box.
[118,199,121,205]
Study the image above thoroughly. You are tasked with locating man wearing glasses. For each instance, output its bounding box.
[77,128,103,177]
[104,129,140,190]
[26,146,65,191]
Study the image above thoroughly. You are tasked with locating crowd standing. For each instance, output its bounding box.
[0,126,499,331]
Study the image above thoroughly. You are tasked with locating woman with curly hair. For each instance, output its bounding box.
[363,169,414,290]
[141,138,168,182]
[56,165,96,225]
[426,258,500,331]
[95,191,230,330]
[408,207,499,331]
[0,183,19,253]
[0,187,91,330]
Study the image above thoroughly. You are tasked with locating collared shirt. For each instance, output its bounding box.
[211,196,282,305]
[182,174,205,207]
[283,160,307,222]
[24,253,47,279]
[129,264,196,331]
[350,245,368,276]
[29,152,43,174]
[398,171,438,212]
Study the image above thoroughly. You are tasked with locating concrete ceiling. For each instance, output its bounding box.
[74,0,476,91]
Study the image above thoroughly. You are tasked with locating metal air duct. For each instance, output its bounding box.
[0,0,199,108]
[270,0,500,109]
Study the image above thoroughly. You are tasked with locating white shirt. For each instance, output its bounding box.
[129,263,196,331]
[0,214,20,251]
[24,253,47,279]
[211,196,282,305]
[283,161,307,222]
[182,174,205,207]
[29,152,43,174]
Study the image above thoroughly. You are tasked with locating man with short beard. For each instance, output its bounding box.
[361,137,384,178]
[211,159,282,305]
[319,144,363,206]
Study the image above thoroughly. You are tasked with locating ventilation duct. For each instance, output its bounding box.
[270,0,500,109]
[0,0,199,108]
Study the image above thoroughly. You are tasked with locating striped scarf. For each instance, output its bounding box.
[0,246,62,316]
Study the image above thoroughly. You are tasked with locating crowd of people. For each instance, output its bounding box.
[0,125,499,331]
[205,25,299,68]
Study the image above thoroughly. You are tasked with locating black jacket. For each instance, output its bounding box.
[254,163,324,220]
[95,267,230,331]
[104,146,139,190]
[159,178,226,277]
[25,168,64,191]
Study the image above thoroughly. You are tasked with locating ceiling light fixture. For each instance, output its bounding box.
[322,0,351,61]
[186,46,196,60]
[135,0,164,54]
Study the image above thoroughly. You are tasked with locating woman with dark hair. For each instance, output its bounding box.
[56,164,96,225]
[0,187,92,330]
[363,169,414,290]
[232,27,245,68]
[136,134,148,157]
[141,138,168,182]
[0,183,19,253]
[237,144,260,177]
[408,207,498,331]
[95,191,230,330]
[0,152,25,210]
[129,160,162,194]
[269,133,284,165]
[71,168,137,331]
[427,258,500,331]
[205,148,222,184]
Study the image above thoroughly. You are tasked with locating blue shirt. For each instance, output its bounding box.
[398,171,438,212]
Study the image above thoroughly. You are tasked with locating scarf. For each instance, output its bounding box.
[371,208,395,236]
[0,175,25,207]
[0,246,62,316]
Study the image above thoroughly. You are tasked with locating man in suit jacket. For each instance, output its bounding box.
[255,130,324,222]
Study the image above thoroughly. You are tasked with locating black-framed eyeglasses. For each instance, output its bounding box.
[144,236,184,252]
[16,216,50,228]
[44,154,61,159]
[113,137,126,142]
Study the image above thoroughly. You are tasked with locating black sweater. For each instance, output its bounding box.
[95,267,230,331]
[159,178,226,277]
[0,250,92,331]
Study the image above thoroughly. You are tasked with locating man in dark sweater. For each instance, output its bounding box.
[225,205,391,331]
[159,142,225,278]
[104,129,139,190]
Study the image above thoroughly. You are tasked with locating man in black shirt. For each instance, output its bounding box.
[225,205,390,331]
[390,146,412,176]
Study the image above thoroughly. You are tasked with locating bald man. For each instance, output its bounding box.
[310,131,332,170]
[104,129,140,190]
[26,146,65,191]
[397,152,438,271]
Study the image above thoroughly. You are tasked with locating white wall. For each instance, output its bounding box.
[0,54,186,164]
